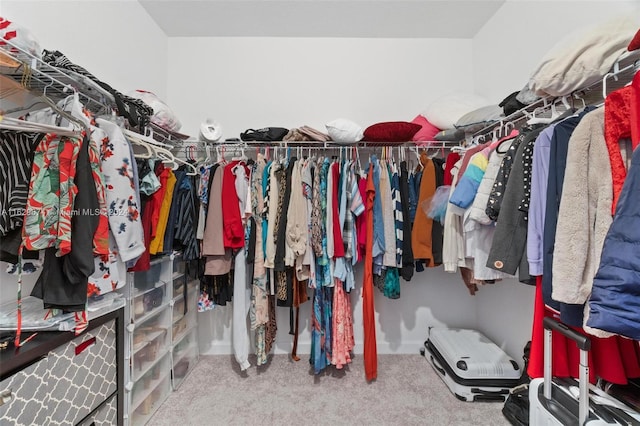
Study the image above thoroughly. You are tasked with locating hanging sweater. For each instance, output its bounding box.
[96,119,145,264]
[203,165,232,276]
[411,152,436,265]
[380,160,396,268]
[449,147,491,210]
[526,124,558,276]
[604,74,640,214]
[553,108,614,307]
[486,127,543,278]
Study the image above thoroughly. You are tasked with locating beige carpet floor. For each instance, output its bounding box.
[150,354,511,425]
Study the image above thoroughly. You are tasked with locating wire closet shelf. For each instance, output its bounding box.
[471,50,640,141]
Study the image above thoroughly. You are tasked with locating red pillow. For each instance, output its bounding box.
[410,115,441,143]
[629,28,640,52]
[363,121,422,143]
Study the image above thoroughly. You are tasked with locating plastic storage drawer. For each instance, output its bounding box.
[132,306,171,382]
[131,352,171,426]
[171,329,198,390]
[132,278,169,322]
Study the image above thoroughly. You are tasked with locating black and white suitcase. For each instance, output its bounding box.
[422,327,522,402]
[529,317,640,425]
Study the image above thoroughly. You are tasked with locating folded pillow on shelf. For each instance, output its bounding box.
[299,125,331,142]
[284,128,311,142]
[423,93,489,130]
[410,115,441,144]
[434,128,465,142]
[528,15,639,97]
[455,105,504,133]
[362,121,422,143]
[325,118,364,143]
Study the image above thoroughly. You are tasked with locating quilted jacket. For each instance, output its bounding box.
[587,144,640,340]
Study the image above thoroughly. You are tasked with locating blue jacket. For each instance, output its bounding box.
[587,145,640,340]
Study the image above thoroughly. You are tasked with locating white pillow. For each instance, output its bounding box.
[325,118,364,143]
[423,93,489,130]
[528,15,639,97]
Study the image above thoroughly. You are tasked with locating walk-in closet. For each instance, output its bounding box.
[1,1,640,425]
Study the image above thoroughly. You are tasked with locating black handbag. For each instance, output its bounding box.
[502,341,531,425]
[240,127,289,142]
[502,384,529,426]
[143,287,164,311]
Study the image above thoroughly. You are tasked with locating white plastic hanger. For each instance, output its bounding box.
[527,102,560,125]
[0,115,81,137]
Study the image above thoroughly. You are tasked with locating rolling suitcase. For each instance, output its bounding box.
[422,327,521,402]
[529,317,640,425]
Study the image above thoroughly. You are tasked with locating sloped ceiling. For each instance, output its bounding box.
[139,0,505,38]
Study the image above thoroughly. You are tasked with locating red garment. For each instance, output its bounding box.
[604,76,640,213]
[363,165,377,381]
[443,152,460,186]
[529,278,640,384]
[457,141,490,177]
[356,176,367,262]
[150,163,169,239]
[331,162,344,258]
[221,161,244,249]
[130,162,166,272]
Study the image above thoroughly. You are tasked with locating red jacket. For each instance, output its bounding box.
[221,161,249,249]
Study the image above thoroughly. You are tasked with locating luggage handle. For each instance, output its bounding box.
[430,355,446,377]
[543,317,591,426]
[543,317,590,351]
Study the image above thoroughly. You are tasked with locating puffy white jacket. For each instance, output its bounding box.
[467,140,512,225]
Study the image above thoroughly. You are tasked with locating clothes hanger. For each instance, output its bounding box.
[527,101,559,125]
[0,115,81,137]
[573,92,587,111]
[172,155,199,176]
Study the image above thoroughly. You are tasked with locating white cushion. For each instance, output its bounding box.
[528,15,639,97]
[455,105,504,133]
[325,118,364,143]
[423,93,489,130]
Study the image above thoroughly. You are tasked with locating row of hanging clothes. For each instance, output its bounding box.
[190,141,458,379]
[0,86,200,346]
[442,68,640,386]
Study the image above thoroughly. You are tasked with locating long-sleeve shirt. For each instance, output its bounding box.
[526,124,557,276]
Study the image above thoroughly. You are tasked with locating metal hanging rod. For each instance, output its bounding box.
[174,140,462,150]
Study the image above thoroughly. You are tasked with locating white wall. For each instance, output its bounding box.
[1,0,168,99]
[172,37,480,355]
[472,0,640,103]
[0,0,168,305]
[471,0,640,361]
[167,37,474,139]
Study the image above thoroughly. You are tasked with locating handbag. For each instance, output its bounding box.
[502,341,531,425]
[502,384,529,426]
[240,127,289,142]
[143,287,164,312]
